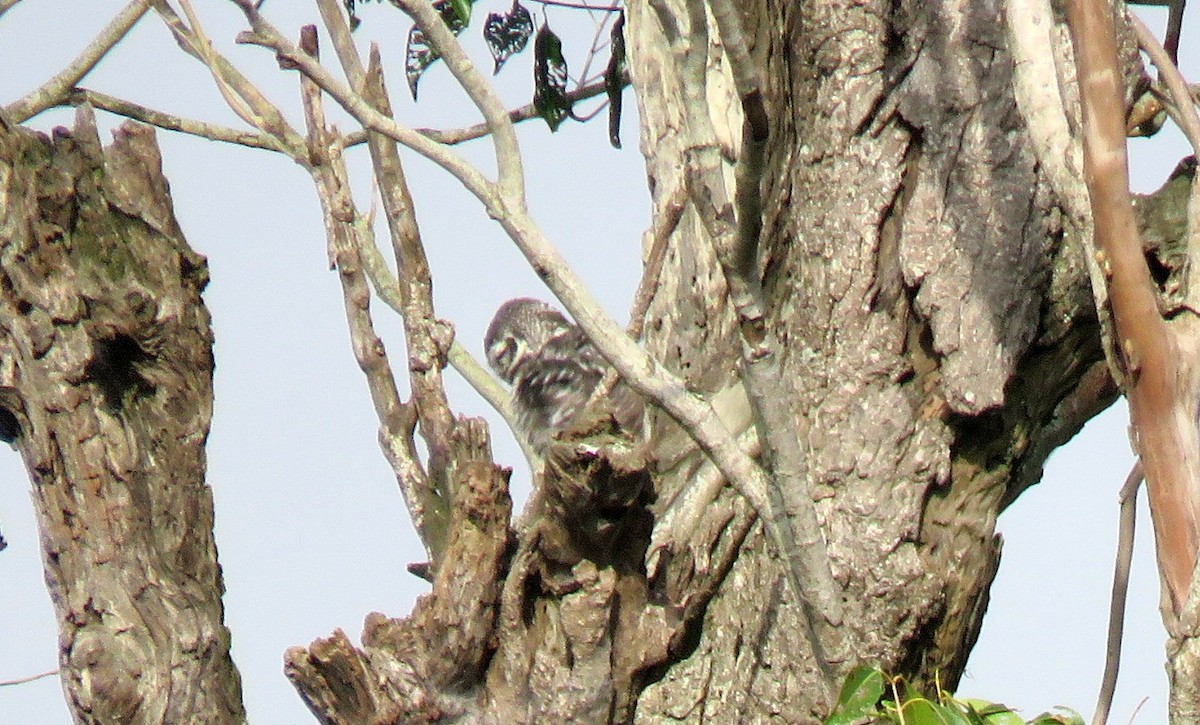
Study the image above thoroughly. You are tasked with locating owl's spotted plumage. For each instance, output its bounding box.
[485,298,638,450]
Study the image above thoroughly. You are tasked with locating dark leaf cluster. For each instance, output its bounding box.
[353,0,627,142]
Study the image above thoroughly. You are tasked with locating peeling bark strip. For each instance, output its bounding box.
[0,110,244,722]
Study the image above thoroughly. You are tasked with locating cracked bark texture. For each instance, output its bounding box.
[630,0,1120,721]
[8,2,1184,723]
[286,0,1171,722]
[0,110,244,723]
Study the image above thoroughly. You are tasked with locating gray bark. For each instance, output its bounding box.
[0,109,245,723]
[9,0,1189,722]
[287,0,1123,721]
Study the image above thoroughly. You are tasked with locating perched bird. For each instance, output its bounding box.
[484,298,640,451]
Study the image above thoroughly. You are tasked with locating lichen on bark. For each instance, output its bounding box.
[0,108,244,723]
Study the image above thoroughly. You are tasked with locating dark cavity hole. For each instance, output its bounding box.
[87,333,154,408]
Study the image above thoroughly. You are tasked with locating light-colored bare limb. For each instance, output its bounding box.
[1133,18,1200,163]
[66,88,288,152]
[645,0,844,695]
[1006,0,1125,390]
[1005,0,1090,221]
[4,0,150,122]
[390,0,525,202]
[152,0,307,158]
[295,25,444,557]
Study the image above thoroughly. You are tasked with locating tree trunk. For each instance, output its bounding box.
[281,0,1133,721]
[0,109,244,723]
[11,1,1186,723]
[623,0,1124,719]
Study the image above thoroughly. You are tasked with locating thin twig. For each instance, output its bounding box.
[152,0,307,158]
[1133,17,1200,160]
[573,7,616,87]
[0,668,58,687]
[627,181,688,341]
[4,0,150,122]
[1093,462,1144,725]
[339,74,623,149]
[66,88,288,152]
[529,0,621,11]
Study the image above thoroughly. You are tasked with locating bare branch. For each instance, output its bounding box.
[1006,0,1126,390]
[1066,0,1200,612]
[1093,463,1143,725]
[152,0,307,158]
[648,0,845,695]
[228,4,496,207]
[357,233,538,469]
[1133,18,1200,163]
[342,75,624,148]
[66,88,288,152]
[528,0,622,10]
[316,1,464,565]
[391,0,525,202]
[628,180,688,341]
[4,0,150,122]
[0,668,58,688]
[1005,0,1090,221]
[295,25,445,556]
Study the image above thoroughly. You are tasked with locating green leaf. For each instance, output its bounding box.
[1028,708,1085,725]
[404,0,471,100]
[604,11,626,148]
[448,0,472,26]
[532,23,571,131]
[483,1,534,74]
[957,699,1022,725]
[829,666,886,718]
[902,698,972,725]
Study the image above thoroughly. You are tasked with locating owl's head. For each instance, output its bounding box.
[484,297,574,384]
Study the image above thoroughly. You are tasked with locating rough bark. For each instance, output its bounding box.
[12,1,1187,723]
[0,109,244,723]
[273,0,1167,722]
[630,0,1119,720]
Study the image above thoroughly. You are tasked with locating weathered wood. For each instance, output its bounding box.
[0,109,244,723]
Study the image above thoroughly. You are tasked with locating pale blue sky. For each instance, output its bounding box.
[0,3,1193,723]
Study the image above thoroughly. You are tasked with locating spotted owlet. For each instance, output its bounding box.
[484,298,640,450]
